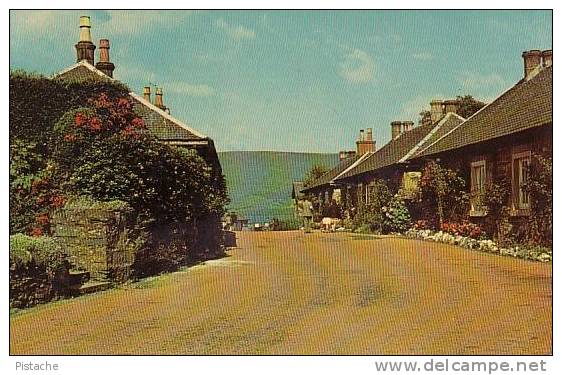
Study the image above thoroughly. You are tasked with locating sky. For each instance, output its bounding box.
[10,10,552,153]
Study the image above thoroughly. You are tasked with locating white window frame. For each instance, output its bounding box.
[470,159,487,216]
[512,151,531,212]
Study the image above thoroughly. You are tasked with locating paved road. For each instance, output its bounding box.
[10,231,552,355]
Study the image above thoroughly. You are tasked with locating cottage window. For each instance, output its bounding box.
[512,151,531,211]
[470,160,486,216]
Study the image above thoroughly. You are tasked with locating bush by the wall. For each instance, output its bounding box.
[9,234,70,308]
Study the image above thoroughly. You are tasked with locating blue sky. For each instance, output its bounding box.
[10,10,552,153]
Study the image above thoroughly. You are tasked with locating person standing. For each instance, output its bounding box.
[301,198,313,233]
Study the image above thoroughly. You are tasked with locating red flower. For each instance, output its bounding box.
[36,213,50,226]
[75,112,86,127]
[51,195,67,208]
[31,227,43,237]
[89,117,102,131]
[131,117,144,128]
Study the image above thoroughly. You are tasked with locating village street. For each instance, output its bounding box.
[10,231,551,355]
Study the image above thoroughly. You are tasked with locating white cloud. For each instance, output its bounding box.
[338,48,375,84]
[412,52,434,61]
[164,82,215,97]
[457,71,507,91]
[215,18,256,41]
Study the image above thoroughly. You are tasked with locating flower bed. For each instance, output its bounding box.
[405,228,552,263]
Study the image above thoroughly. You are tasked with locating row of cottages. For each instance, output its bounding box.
[301,108,464,209]
[55,16,222,174]
[302,49,552,233]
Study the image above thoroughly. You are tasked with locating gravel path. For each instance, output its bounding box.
[10,231,552,355]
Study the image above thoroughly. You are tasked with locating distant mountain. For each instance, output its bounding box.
[218,151,339,223]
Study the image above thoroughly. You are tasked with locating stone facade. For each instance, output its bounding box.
[51,206,136,283]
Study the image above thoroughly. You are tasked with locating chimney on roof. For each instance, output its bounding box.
[143,86,151,102]
[522,50,542,80]
[339,150,357,161]
[402,121,414,132]
[391,121,402,140]
[430,100,444,123]
[542,49,552,68]
[443,99,459,115]
[356,128,375,155]
[75,16,96,65]
[95,39,115,78]
[155,87,168,112]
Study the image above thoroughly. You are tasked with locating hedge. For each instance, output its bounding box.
[9,234,70,308]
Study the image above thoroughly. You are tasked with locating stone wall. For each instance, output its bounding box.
[51,206,135,283]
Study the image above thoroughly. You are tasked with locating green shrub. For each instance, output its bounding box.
[382,195,412,233]
[10,234,67,273]
[10,72,228,277]
[352,179,392,233]
[420,160,469,227]
[9,234,70,308]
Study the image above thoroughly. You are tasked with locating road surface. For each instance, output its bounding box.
[10,231,552,355]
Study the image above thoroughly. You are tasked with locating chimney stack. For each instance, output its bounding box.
[75,16,96,65]
[143,86,151,102]
[542,49,552,68]
[430,100,444,123]
[391,121,402,140]
[95,39,115,78]
[356,128,376,155]
[339,150,357,161]
[443,99,459,115]
[522,50,542,80]
[402,121,414,132]
[155,88,168,111]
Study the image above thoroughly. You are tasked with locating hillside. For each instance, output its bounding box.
[218,151,339,223]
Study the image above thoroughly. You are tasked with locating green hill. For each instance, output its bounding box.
[218,151,339,223]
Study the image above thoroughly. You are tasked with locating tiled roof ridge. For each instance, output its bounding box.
[332,151,374,181]
[129,92,207,139]
[402,112,465,162]
[54,61,208,140]
[54,60,116,81]
[415,66,551,157]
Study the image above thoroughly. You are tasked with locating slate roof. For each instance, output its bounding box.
[301,154,365,192]
[416,66,553,158]
[334,113,464,181]
[55,61,208,144]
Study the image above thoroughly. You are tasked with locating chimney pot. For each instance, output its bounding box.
[95,39,115,78]
[542,49,552,68]
[356,128,376,155]
[402,121,414,132]
[79,16,92,42]
[339,150,357,161]
[522,50,542,80]
[155,87,167,111]
[143,86,151,102]
[75,16,96,65]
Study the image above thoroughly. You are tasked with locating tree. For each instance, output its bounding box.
[420,161,469,227]
[456,95,486,119]
[419,110,432,126]
[303,164,330,187]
